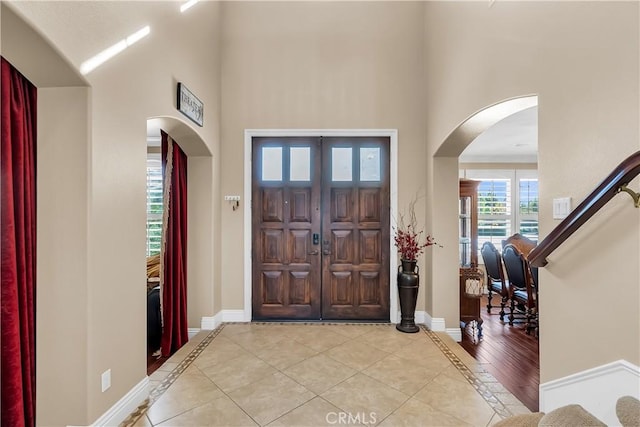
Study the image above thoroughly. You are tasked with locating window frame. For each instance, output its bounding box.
[461,168,539,259]
[146,153,163,257]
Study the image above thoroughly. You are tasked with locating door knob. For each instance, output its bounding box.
[323,249,332,255]
[308,250,319,255]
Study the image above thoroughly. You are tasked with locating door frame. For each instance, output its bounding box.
[244,129,398,323]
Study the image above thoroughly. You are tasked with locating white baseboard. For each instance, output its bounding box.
[540,359,640,426]
[430,319,446,331]
[422,312,446,332]
[187,328,200,339]
[201,316,217,330]
[446,328,462,342]
[221,309,247,322]
[414,310,426,324]
[201,310,248,330]
[91,377,149,427]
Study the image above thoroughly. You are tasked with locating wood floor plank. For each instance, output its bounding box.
[459,295,540,412]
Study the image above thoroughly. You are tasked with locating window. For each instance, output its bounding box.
[462,169,538,255]
[332,147,353,181]
[477,178,511,250]
[147,154,163,257]
[262,147,283,181]
[519,178,539,239]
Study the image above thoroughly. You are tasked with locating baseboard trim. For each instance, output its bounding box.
[414,310,426,324]
[221,309,246,322]
[187,328,200,339]
[91,377,149,427]
[201,316,217,330]
[423,312,446,332]
[202,310,248,330]
[446,328,462,342]
[540,359,640,426]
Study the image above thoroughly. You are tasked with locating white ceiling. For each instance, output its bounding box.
[460,106,538,164]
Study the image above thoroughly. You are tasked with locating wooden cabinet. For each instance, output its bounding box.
[459,179,482,342]
[459,179,480,267]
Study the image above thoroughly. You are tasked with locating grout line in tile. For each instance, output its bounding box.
[215,389,262,427]
[122,322,523,426]
[119,326,225,427]
[419,325,514,419]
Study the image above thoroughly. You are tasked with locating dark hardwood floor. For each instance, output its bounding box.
[147,350,169,376]
[459,295,540,412]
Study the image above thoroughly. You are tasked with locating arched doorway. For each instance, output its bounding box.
[433,95,540,411]
[145,116,214,373]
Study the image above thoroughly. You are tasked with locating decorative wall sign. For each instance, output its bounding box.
[177,82,203,127]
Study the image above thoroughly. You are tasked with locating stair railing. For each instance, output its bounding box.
[528,150,640,267]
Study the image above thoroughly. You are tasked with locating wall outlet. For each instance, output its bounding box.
[101,369,111,392]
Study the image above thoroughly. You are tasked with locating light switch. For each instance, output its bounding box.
[553,197,571,220]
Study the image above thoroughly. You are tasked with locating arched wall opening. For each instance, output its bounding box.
[146,116,215,331]
[430,94,538,340]
[2,2,92,425]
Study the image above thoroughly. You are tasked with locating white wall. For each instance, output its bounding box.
[4,1,222,424]
[220,1,428,314]
[423,1,639,385]
[4,1,639,423]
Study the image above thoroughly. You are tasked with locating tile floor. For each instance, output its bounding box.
[122,324,530,427]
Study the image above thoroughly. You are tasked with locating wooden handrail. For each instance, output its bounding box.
[529,150,640,267]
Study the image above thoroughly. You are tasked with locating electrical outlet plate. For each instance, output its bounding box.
[101,369,111,392]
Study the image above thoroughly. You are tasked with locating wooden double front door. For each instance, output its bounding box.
[252,137,390,321]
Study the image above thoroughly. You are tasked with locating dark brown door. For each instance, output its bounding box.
[252,136,389,320]
[252,138,322,320]
[321,137,390,320]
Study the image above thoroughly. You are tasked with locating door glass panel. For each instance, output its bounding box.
[290,147,311,181]
[332,147,352,181]
[360,147,381,181]
[262,147,283,181]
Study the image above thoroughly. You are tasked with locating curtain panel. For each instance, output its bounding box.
[160,131,188,357]
[1,57,37,427]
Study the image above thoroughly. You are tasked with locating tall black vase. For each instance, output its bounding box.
[396,259,420,333]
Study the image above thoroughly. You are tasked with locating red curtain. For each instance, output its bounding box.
[1,57,37,427]
[160,131,188,357]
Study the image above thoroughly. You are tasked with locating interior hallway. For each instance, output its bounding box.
[123,323,530,426]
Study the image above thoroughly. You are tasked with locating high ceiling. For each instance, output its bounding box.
[460,106,538,164]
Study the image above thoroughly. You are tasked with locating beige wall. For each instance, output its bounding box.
[3,1,639,424]
[423,1,639,383]
[37,87,91,425]
[188,156,216,326]
[5,1,222,424]
[220,1,429,313]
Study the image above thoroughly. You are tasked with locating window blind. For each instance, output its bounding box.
[477,179,511,250]
[146,155,163,257]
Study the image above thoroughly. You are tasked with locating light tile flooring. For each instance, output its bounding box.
[122,324,530,427]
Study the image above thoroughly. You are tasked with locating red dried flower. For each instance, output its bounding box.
[394,198,437,261]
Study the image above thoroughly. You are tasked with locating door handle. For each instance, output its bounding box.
[308,250,319,255]
[323,249,332,255]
